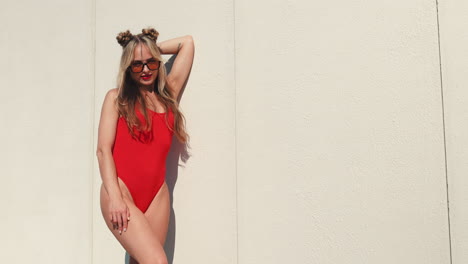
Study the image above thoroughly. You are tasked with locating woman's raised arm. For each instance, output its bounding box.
[158,35,195,99]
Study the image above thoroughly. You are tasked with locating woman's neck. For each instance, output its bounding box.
[139,85,154,93]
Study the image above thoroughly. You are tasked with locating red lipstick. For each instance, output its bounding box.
[141,75,151,80]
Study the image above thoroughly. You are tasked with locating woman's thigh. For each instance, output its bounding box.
[144,181,171,245]
[100,183,167,263]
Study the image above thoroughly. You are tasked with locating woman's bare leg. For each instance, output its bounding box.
[145,182,171,244]
[100,181,168,264]
[129,182,171,264]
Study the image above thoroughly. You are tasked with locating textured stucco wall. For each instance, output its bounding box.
[1,0,465,263]
[235,0,450,263]
[0,0,95,263]
[439,1,468,263]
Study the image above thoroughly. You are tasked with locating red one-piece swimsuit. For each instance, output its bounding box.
[112,105,174,213]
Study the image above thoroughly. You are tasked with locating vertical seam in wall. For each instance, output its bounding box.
[435,1,453,263]
[90,0,97,262]
[233,0,239,263]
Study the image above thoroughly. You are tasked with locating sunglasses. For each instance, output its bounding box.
[129,59,160,73]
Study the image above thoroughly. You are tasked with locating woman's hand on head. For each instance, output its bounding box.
[108,197,131,235]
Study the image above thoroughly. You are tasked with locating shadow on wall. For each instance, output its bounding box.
[124,54,192,264]
[164,54,192,264]
[164,135,190,264]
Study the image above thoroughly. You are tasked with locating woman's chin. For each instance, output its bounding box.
[138,80,155,88]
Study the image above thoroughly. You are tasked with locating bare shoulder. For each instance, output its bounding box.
[98,88,120,123]
[106,88,119,101]
[97,88,120,148]
[102,88,119,111]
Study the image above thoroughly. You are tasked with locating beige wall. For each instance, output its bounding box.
[236,1,449,263]
[0,0,95,263]
[1,0,466,263]
[439,1,468,263]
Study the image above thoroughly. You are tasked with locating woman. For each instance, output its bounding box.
[96,28,194,264]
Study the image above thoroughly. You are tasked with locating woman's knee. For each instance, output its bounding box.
[139,255,167,264]
[137,246,167,264]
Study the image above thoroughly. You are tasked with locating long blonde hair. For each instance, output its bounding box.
[115,28,188,143]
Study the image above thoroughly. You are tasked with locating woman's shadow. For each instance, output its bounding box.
[125,54,192,264]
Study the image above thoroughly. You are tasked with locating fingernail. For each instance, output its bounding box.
[124,228,127,232]
[119,230,122,234]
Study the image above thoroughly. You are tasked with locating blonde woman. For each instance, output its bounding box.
[96,28,194,264]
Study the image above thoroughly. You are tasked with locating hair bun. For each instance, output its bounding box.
[142,27,159,42]
[116,30,134,47]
